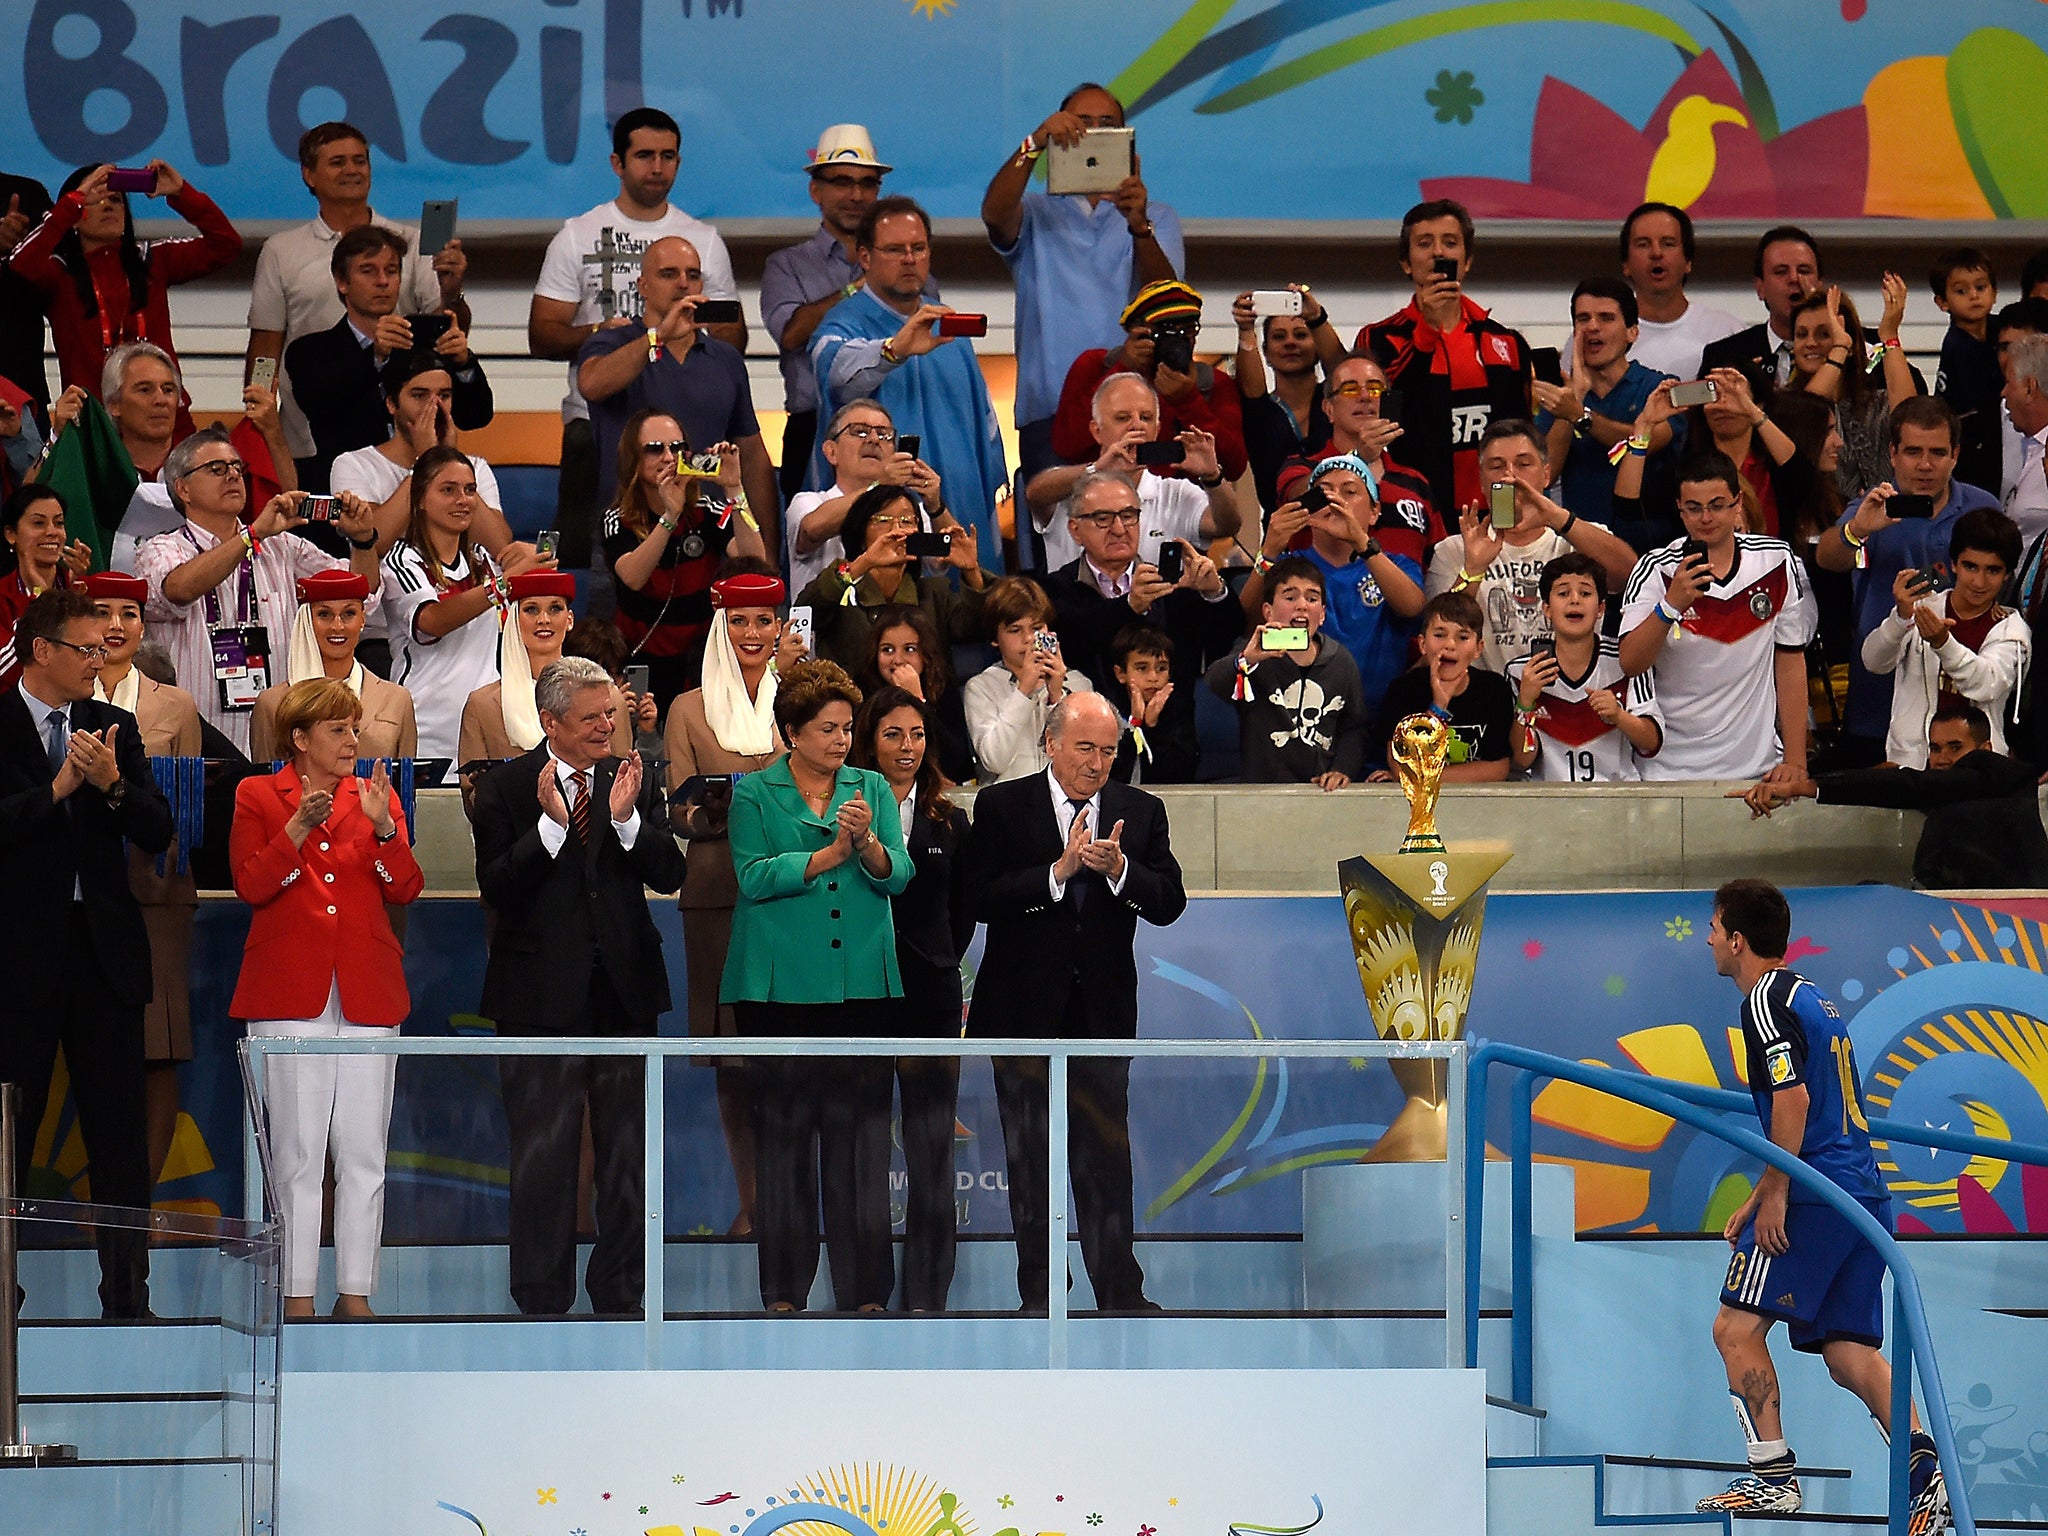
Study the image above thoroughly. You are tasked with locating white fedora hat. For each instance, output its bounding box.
[808,123,892,175]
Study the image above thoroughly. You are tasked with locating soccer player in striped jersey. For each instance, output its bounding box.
[1506,552,1661,781]
[1700,880,1948,1535]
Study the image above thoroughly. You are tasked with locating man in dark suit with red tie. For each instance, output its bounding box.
[471,656,684,1315]
[964,690,1187,1312]
[0,590,172,1317]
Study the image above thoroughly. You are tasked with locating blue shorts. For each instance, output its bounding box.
[1719,1194,1893,1353]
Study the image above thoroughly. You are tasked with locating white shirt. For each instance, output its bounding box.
[2004,420,2048,542]
[111,481,181,575]
[535,746,641,857]
[381,542,503,765]
[782,481,934,597]
[1045,764,1128,902]
[1620,534,1817,781]
[1503,636,1663,783]
[21,683,85,897]
[963,664,1095,783]
[329,446,503,514]
[248,211,445,459]
[136,520,358,755]
[1426,528,1572,674]
[1039,470,1209,572]
[1629,302,1745,382]
[532,201,739,423]
[1860,592,2031,769]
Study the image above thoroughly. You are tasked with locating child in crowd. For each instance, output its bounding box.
[1861,507,2028,769]
[1505,553,1663,782]
[1369,590,1513,781]
[962,575,1092,782]
[1207,556,1367,790]
[1930,247,2002,498]
[1105,625,1196,784]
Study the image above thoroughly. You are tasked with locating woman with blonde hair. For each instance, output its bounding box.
[230,678,423,1317]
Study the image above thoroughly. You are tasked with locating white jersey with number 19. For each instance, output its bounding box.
[1621,534,1816,781]
[1505,636,1663,782]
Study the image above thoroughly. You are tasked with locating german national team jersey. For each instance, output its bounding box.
[1741,968,1885,1203]
[383,542,504,766]
[1504,637,1662,782]
[1621,534,1817,781]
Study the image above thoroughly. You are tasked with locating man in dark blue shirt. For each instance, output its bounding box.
[1697,880,1948,1536]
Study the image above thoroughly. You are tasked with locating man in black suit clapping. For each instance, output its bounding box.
[0,590,172,1317]
[964,690,1187,1312]
[472,656,684,1315]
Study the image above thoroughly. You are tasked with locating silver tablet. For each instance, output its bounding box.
[1045,128,1134,196]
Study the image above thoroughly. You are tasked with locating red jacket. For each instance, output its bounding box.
[229,768,423,1026]
[1049,348,1250,480]
[7,184,241,435]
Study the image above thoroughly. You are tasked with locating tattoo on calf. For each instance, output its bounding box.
[1741,1366,1780,1421]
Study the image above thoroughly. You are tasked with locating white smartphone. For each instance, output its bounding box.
[250,355,277,390]
[1250,289,1304,317]
[1046,128,1134,196]
[785,605,814,655]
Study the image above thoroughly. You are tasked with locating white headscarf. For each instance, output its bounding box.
[286,604,365,695]
[701,609,777,756]
[498,609,545,752]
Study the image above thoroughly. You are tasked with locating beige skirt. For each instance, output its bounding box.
[141,903,195,1063]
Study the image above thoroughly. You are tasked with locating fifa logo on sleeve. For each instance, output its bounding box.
[1766,1043,1795,1086]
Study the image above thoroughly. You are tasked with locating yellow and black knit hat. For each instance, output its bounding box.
[1120,279,1203,330]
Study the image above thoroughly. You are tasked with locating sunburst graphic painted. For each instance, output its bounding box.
[905,0,956,17]
[773,1464,973,1536]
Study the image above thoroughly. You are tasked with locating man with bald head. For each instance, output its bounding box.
[964,688,1188,1313]
[577,235,778,542]
[1025,371,1241,570]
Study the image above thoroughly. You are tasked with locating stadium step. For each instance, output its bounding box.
[1488,1455,1855,1536]
[17,1390,229,1462]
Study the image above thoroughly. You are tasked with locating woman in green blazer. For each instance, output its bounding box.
[722,659,912,1312]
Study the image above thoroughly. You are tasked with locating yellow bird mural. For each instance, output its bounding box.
[1644,95,1751,209]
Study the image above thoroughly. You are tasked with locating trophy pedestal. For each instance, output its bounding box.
[1301,1161,1577,1312]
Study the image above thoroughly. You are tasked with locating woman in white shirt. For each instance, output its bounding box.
[382,447,544,773]
[962,575,1091,782]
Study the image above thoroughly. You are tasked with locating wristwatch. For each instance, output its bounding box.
[346,530,378,550]
[1192,470,1224,489]
[1129,219,1155,240]
[104,778,125,807]
[1363,537,1383,560]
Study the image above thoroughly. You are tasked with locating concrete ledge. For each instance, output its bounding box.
[400,780,1939,895]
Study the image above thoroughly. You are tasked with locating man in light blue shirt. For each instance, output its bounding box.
[810,197,1009,572]
[982,84,1184,498]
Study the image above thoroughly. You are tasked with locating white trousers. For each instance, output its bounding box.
[250,982,397,1298]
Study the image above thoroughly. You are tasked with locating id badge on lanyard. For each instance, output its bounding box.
[211,624,270,711]
[195,532,268,711]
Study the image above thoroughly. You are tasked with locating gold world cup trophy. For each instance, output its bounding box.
[1338,712,1511,1160]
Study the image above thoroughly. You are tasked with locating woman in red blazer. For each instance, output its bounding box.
[230,678,422,1318]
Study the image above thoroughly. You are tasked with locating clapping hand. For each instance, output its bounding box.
[68,724,122,792]
[1052,802,1091,885]
[60,538,93,578]
[289,779,334,842]
[1079,817,1126,881]
[1879,271,1909,341]
[361,759,396,838]
[536,764,569,827]
[836,788,873,847]
[609,751,644,822]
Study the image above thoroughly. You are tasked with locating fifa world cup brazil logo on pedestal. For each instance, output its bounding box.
[1338,713,1510,1161]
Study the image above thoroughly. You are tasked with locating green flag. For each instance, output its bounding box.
[34,396,138,572]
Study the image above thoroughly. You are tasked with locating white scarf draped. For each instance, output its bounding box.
[498,612,545,753]
[701,609,777,757]
[286,605,365,697]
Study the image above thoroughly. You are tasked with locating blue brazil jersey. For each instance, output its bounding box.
[1742,969,1886,1202]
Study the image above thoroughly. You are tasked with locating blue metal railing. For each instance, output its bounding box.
[1460,1040,2035,1536]
[239,1033,1469,1371]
